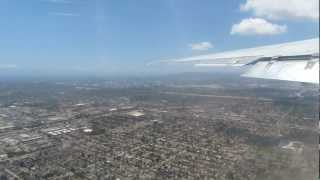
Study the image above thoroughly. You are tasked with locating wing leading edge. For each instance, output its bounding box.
[170,38,319,84]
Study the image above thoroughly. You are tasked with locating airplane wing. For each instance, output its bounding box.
[170,38,319,84]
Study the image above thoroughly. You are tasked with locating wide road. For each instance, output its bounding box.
[161,91,272,102]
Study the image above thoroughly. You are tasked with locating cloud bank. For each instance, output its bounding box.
[240,0,319,21]
[189,42,213,51]
[231,18,287,35]
[49,12,80,17]
[43,0,71,4]
[0,64,18,69]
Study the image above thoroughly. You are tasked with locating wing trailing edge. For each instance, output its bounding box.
[167,38,319,84]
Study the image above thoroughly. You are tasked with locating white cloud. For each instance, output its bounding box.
[240,0,319,21]
[189,42,213,51]
[0,64,17,69]
[43,0,71,3]
[49,12,80,17]
[231,18,287,35]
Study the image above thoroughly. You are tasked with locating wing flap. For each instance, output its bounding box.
[160,38,319,84]
[193,56,261,67]
[173,38,318,63]
[242,59,319,84]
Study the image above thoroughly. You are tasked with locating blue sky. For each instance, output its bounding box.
[0,0,318,76]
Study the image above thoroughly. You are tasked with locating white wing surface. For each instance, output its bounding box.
[170,38,319,84]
